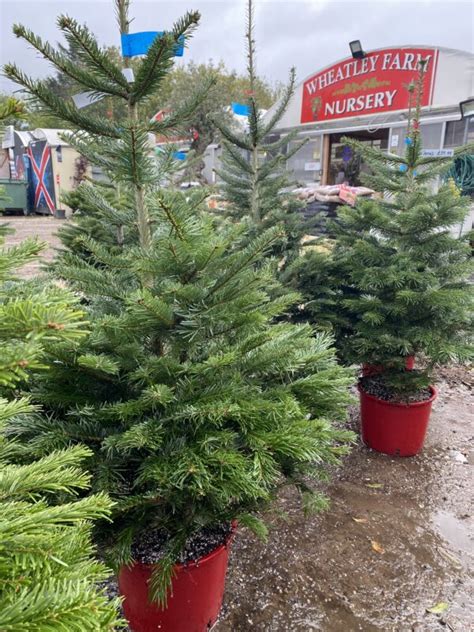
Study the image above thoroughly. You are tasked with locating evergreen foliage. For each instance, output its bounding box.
[12,200,354,603]
[57,181,137,260]
[0,96,25,122]
[1,57,279,137]
[163,60,280,181]
[0,227,121,631]
[288,61,473,393]
[4,0,354,604]
[212,0,307,264]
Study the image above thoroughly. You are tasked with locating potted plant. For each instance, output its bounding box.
[5,3,354,629]
[309,61,472,456]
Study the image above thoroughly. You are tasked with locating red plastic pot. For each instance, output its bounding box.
[358,384,437,457]
[118,525,236,632]
[362,355,415,377]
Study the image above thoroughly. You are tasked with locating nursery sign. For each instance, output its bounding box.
[301,48,438,123]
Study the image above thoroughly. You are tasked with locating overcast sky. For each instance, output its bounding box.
[1,0,473,95]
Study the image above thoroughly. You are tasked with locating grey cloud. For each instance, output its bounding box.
[1,0,472,93]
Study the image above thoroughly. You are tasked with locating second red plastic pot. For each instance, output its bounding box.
[118,526,235,632]
[359,384,437,456]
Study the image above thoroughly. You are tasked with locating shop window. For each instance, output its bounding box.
[420,123,443,150]
[328,130,388,186]
[389,129,406,156]
[287,138,322,184]
[391,123,443,155]
[444,119,474,148]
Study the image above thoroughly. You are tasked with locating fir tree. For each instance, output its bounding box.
[0,227,121,630]
[4,0,354,603]
[289,60,473,393]
[212,0,308,264]
[57,181,137,260]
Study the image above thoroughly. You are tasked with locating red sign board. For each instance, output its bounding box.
[301,47,438,124]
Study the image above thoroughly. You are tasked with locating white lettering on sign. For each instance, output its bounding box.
[369,56,379,72]
[402,53,415,70]
[324,90,397,117]
[301,47,437,124]
[306,52,432,96]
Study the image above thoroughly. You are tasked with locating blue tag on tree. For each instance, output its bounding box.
[399,164,408,172]
[231,102,250,116]
[172,151,187,161]
[121,32,184,57]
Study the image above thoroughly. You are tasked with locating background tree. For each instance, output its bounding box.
[154,60,280,182]
[212,0,308,264]
[3,40,279,159]
[0,95,25,123]
[4,13,280,184]
[4,0,354,605]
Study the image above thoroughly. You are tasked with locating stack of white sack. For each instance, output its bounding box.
[292,184,375,204]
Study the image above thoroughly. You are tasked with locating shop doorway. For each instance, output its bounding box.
[326,129,389,186]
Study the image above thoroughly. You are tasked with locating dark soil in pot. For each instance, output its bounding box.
[131,522,233,565]
[359,373,432,404]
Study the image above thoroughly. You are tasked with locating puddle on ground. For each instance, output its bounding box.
[432,510,473,557]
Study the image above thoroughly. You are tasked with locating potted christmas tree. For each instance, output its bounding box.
[293,61,473,457]
[5,2,354,629]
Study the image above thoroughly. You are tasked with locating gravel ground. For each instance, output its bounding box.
[0,215,62,278]
[4,218,473,631]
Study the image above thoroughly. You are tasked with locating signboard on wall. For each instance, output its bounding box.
[301,48,438,124]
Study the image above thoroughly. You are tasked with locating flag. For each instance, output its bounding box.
[121,32,185,58]
[27,142,56,214]
[231,102,249,116]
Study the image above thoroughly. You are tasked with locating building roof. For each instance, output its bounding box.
[32,128,70,146]
[1,126,34,149]
[15,130,35,147]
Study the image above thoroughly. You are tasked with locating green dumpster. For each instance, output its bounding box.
[0,179,28,213]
